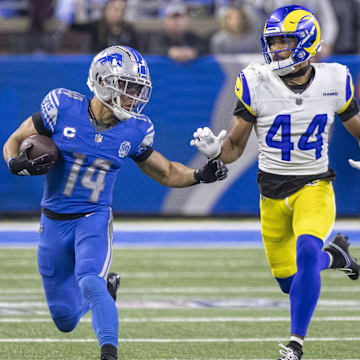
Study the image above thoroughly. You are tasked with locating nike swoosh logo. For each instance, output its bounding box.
[85,212,95,217]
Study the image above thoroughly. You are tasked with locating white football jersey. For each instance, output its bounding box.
[235,62,355,175]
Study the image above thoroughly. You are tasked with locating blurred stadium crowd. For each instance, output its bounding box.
[0,0,359,59]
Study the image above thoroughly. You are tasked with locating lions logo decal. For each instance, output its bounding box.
[96,53,123,67]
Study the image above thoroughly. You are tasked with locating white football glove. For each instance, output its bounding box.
[190,127,227,159]
[349,159,360,170]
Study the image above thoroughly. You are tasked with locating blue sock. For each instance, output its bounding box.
[289,234,329,336]
[80,296,90,317]
[78,275,118,348]
[275,245,330,294]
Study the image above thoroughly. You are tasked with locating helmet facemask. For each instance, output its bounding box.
[262,33,301,76]
[101,75,152,119]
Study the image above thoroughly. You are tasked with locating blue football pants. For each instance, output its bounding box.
[37,207,118,347]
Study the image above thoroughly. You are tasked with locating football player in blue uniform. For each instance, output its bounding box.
[3,46,228,360]
[191,5,360,360]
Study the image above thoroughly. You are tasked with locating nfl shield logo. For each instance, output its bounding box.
[118,141,131,158]
[95,134,103,143]
[296,98,303,105]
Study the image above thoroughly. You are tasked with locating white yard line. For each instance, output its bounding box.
[1,316,360,323]
[125,357,360,360]
[0,285,359,295]
[0,271,355,280]
[0,219,359,230]
[0,221,260,231]
[0,260,270,267]
[0,337,360,343]
[4,358,360,360]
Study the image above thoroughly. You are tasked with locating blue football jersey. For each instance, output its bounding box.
[39,88,154,213]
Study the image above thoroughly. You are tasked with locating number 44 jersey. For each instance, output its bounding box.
[235,62,355,176]
[34,88,154,214]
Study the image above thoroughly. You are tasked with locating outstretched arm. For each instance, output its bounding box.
[219,116,254,164]
[136,150,227,187]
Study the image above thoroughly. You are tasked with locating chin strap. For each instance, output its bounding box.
[92,86,132,121]
[269,57,295,76]
[269,55,311,77]
[112,106,132,121]
[280,62,311,79]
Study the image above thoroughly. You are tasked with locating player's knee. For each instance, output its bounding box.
[78,274,106,301]
[49,304,78,332]
[275,274,295,294]
[297,234,323,270]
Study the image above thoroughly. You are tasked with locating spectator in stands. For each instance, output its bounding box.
[226,0,339,58]
[210,5,259,54]
[5,0,53,53]
[53,0,108,53]
[88,0,140,53]
[330,0,360,54]
[146,1,208,62]
[27,0,53,53]
[55,0,107,26]
[0,0,28,18]
[182,0,216,16]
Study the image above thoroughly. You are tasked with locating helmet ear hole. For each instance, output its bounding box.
[102,88,111,101]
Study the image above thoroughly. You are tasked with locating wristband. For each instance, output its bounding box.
[7,157,15,169]
[192,169,202,185]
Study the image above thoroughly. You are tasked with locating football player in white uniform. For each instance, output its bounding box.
[191,5,360,360]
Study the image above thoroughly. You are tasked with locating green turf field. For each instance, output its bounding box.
[0,246,359,360]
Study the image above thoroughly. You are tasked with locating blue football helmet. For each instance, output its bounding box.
[87,46,152,120]
[261,5,322,76]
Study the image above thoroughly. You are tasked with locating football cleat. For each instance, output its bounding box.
[101,355,117,360]
[107,272,121,301]
[323,233,359,280]
[277,342,303,360]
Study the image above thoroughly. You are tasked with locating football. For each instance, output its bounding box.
[19,134,59,164]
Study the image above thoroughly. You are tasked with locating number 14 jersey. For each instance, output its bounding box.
[34,88,154,214]
[235,62,355,176]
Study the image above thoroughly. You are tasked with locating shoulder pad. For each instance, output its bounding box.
[40,88,86,133]
[243,62,266,77]
[313,63,348,82]
[54,88,86,108]
[234,62,263,116]
[314,63,355,114]
[134,113,152,123]
[131,113,154,134]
